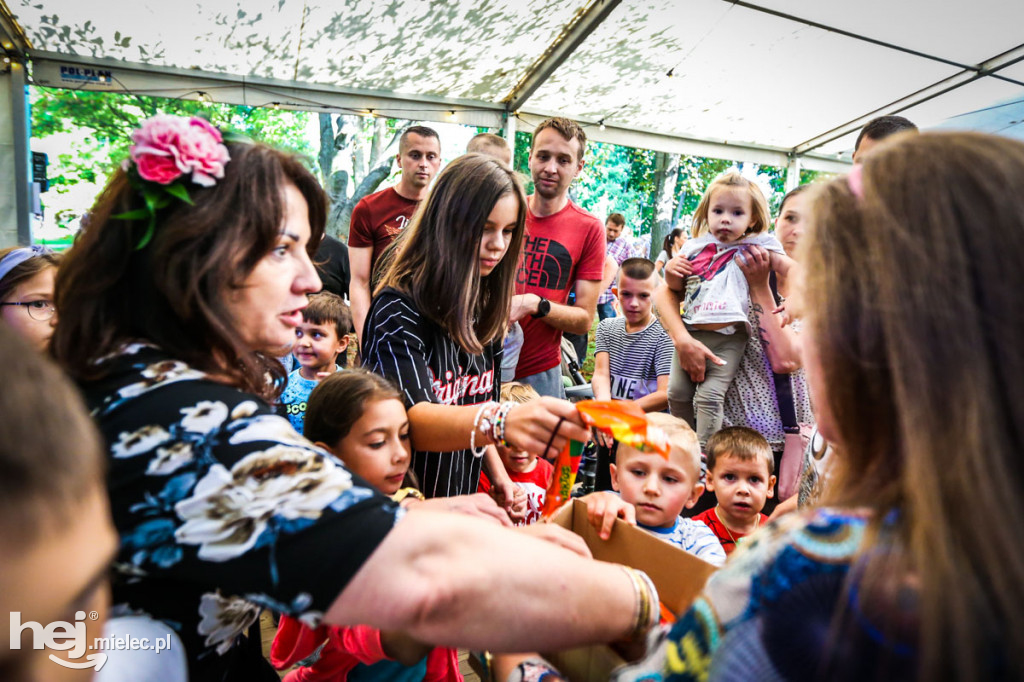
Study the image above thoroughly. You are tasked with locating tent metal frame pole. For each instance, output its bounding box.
[503,0,622,113]
[513,110,850,172]
[29,51,507,128]
[1,2,30,243]
[504,111,516,146]
[9,58,30,244]
[785,156,801,191]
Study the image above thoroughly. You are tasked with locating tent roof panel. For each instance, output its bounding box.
[13,0,586,101]
[753,0,1024,66]
[9,0,1024,162]
[526,0,957,149]
[810,78,1024,155]
[902,78,1024,140]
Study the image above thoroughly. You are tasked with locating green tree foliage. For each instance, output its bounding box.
[512,126,795,257]
[31,87,314,228]
[35,88,829,240]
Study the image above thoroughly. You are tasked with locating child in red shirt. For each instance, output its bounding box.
[477,382,554,526]
[693,426,777,555]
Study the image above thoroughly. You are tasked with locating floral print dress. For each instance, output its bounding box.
[81,345,401,681]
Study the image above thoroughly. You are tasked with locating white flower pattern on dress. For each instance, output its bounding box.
[230,400,259,420]
[88,346,398,671]
[112,425,172,459]
[196,591,262,655]
[147,442,194,475]
[118,360,206,399]
[180,400,229,433]
[174,446,354,561]
[228,414,310,448]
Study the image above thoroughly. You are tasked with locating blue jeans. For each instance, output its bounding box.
[597,301,616,321]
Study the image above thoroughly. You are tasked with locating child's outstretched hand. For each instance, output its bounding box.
[488,479,528,523]
[582,491,636,540]
[505,485,529,524]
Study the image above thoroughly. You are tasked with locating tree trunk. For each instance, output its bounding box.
[650,152,679,259]
[368,117,389,169]
[318,114,337,186]
[325,126,402,240]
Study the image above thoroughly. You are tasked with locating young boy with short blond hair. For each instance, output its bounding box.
[279,292,351,432]
[693,426,776,555]
[584,412,726,566]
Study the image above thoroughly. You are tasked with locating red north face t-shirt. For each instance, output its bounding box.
[348,187,419,264]
[515,200,605,379]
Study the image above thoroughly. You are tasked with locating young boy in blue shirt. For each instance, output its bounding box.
[279,292,351,432]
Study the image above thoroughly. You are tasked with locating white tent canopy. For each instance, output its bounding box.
[3,0,1024,242]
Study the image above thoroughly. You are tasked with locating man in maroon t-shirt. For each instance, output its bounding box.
[349,125,441,346]
[510,117,605,398]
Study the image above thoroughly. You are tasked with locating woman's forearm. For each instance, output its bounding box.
[749,283,802,373]
[326,510,638,652]
[407,402,481,452]
[654,284,689,341]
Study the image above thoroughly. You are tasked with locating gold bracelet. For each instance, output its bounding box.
[621,566,643,638]
[621,566,659,639]
[391,487,425,504]
[635,569,659,634]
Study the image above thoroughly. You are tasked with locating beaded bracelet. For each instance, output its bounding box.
[470,401,498,457]
[491,401,515,448]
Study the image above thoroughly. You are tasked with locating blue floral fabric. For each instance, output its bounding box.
[81,344,400,680]
[612,509,876,682]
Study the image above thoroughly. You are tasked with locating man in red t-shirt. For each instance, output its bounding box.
[349,126,441,347]
[510,117,605,398]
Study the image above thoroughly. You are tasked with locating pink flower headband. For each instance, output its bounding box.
[115,115,232,249]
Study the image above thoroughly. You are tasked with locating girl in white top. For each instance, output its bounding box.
[661,171,793,445]
[653,227,684,274]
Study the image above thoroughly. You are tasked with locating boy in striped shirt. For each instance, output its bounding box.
[592,257,672,412]
[592,257,674,490]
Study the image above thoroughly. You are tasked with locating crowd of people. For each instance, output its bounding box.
[0,106,1021,682]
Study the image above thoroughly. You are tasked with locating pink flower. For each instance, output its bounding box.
[176,118,231,187]
[129,115,230,187]
[134,153,184,185]
[130,114,187,185]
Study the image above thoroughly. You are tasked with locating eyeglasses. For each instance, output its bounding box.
[0,300,56,321]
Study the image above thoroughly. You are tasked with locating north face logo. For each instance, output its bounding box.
[518,236,572,290]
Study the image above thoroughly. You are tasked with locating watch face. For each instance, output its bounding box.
[534,298,550,318]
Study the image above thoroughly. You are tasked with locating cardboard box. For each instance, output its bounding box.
[542,499,719,681]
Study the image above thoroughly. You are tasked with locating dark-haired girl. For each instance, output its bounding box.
[363,153,590,500]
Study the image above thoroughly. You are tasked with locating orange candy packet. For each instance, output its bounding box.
[541,400,670,518]
[576,400,670,458]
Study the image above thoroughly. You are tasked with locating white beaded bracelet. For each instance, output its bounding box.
[470,401,498,458]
